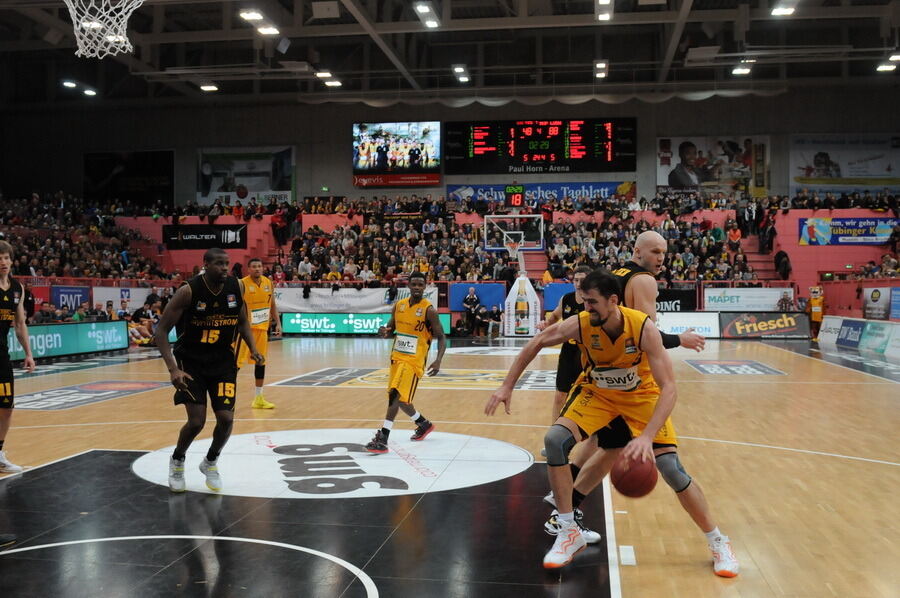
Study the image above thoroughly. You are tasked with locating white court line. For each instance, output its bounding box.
[761,342,900,384]
[618,545,636,566]
[0,535,378,597]
[0,448,95,479]
[13,418,900,468]
[602,476,622,598]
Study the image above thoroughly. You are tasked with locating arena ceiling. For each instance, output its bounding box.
[0,0,898,106]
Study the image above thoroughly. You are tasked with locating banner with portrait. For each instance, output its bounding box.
[789,134,900,196]
[656,136,770,198]
[197,146,295,205]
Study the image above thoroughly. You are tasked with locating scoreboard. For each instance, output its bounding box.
[444,118,636,175]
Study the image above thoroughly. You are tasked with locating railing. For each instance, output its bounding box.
[20,277,181,288]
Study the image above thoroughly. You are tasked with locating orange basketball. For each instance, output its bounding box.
[610,455,658,498]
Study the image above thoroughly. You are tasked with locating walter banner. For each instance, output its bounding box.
[798,217,899,245]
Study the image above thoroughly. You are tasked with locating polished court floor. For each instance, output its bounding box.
[1,336,899,598]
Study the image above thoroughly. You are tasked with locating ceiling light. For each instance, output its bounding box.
[741,58,757,63]
[595,61,607,70]
[452,65,466,74]
[876,63,897,72]
[316,71,332,78]
[81,20,102,29]
[890,54,900,62]
[239,10,264,21]
[83,89,97,96]
[425,19,438,28]
[595,72,607,78]
[771,7,795,16]
[415,3,431,13]
[257,26,279,35]
[732,66,751,75]
[597,0,611,4]
[458,75,470,83]
[324,80,342,87]
[200,84,218,91]
[62,80,77,88]
[597,12,612,20]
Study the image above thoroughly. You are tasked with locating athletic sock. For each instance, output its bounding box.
[414,414,427,425]
[704,527,722,543]
[409,411,421,422]
[255,386,263,396]
[557,511,575,525]
[381,420,394,438]
[572,489,586,509]
[570,464,581,479]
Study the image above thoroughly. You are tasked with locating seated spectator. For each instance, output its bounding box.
[474,305,491,337]
[726,225,742,252]
[452,317,469,337]
[488,305,503,337]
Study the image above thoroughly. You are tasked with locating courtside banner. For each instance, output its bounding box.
[657,288,697,312]
[703,287,793,311]
[798,217,899,246]
[859,321,893,354]
[657,312,720,338]
[92,287,153,309]
[862,287,893,320]
[817,316,843,346]
[275,286,439,314]
[719,312,810,339]
[885,323,900,362]
[6,321,129,360]
[282,313,451,335]
[836,319,865,349]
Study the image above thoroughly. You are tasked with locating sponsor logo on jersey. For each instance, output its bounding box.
[227,294,237,308]
[196,301,207,311]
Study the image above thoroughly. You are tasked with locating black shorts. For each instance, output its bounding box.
[173,357,238,412]
[0,358,13,409]
[555,344,582,393]
[594,416,678,451]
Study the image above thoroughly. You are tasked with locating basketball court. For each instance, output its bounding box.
[1,336,898,598]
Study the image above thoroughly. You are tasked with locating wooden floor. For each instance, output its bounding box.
[3,336,900,598]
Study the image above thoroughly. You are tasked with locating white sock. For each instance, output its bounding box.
[705,527,722,543]
[382,420,394,430]
[409,411,421,422]
[255,386,263,396]
[557,511,575,525]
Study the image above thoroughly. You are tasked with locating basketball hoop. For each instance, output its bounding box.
[63,0,145,59]
[505,241,520,258]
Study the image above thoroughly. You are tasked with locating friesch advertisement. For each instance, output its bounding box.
[656,136,770,198]
[789,134,900,195]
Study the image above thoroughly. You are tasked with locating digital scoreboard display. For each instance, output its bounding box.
[504,185,525,208]
[444,118,636,175]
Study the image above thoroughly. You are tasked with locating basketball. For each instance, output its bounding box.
[610,455,658,498]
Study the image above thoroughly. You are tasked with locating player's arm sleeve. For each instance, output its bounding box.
[660,331,681,349]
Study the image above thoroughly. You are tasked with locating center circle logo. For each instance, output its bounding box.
[131,429,533,499]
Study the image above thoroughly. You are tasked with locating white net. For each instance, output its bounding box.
[63,0,145,59]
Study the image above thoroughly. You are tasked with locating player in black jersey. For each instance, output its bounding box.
[155,248,263,493]
[0,241,36,474]
[559,232,739,577]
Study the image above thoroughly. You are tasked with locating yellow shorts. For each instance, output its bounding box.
[236,328,269,368]
[559,381,678,446]
[388,360,421,404]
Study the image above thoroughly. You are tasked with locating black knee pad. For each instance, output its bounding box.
[544,424,577,466]
[254,364,265,379]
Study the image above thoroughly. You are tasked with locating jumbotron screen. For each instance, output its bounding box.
[352,121,441,187]
[444,118,636,175]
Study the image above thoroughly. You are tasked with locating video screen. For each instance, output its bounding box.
[353,121,441,174]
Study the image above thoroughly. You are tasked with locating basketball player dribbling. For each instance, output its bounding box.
[365,272,446,454]
[236,258,282,409]
[155,248,263,493]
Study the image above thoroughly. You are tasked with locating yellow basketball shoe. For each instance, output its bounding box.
[252,393,275,409]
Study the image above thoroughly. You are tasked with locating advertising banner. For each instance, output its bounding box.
[282,312,450,335]
[162,224,247,250]
[447,181,634,204]
[862,287,893,320]
[542,283,573,314]
[275,286,439,314]
[789,134,900,195]
[51,286,91,311]
[656,136,770,198]
[657,312,720,338]
[503,276,541,337]
[893,288,900,321]
[84,150,174,206]
[7,321,129,360]
[719,312,810,339]
[92,287,153,310]
[448,283,507,312]
[197,146,295,204]
[798,218,899,246]
[703,287,793,311]
[836,319,865,349]
[859,321,893,354]
[885,324,900,363]
[817,316,843,346]
[657,288,697,312]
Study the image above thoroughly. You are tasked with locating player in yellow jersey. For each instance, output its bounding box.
[236,258,282,409]
[366,271,446,454]
[485,270,737,575]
